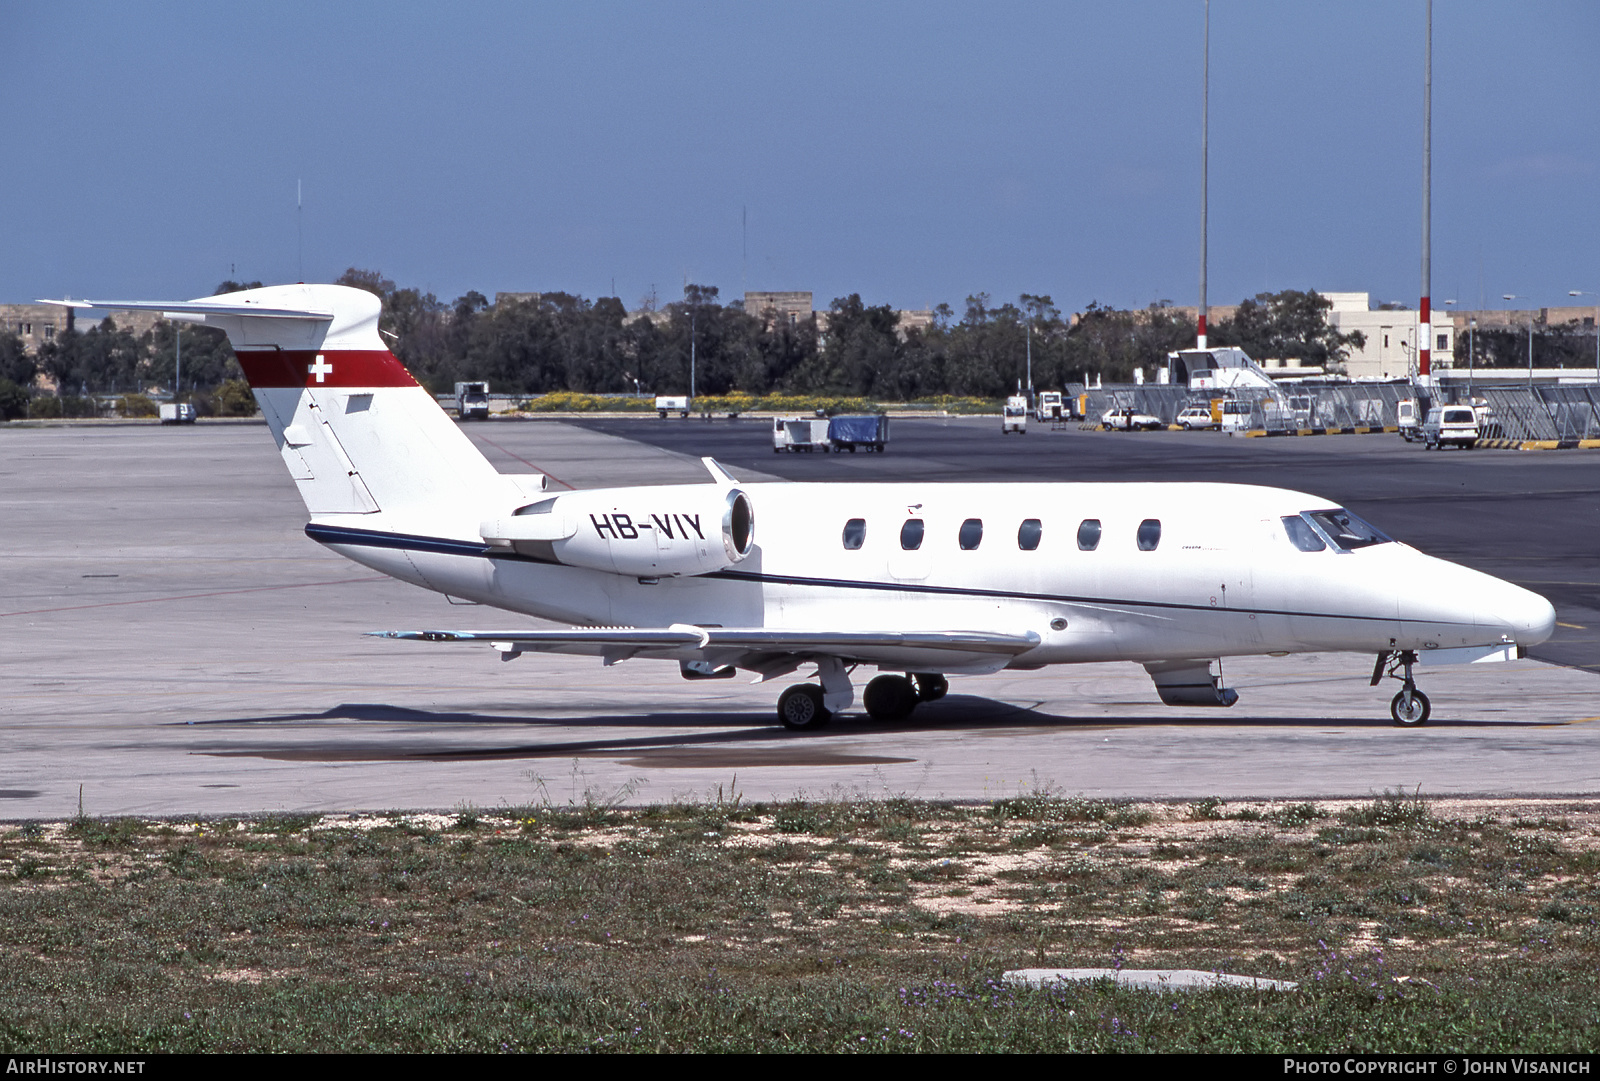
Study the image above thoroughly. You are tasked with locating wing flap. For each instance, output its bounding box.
[371,626,1041,670]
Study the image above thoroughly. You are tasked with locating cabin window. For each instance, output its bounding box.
[842,518,866,550]
[1282,515,1326,552]
[1018,519,1042,550]
[900,518,924,550]
[1077,519,1101,551]
[1306,508,1391,552]
[959,519,983,550]
[1137,519,1161,551]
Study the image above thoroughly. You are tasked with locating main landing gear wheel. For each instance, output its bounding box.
[863,675,919,721]
[1390,689,1431,727]
[912,673,948,702]
[777,684,832,730]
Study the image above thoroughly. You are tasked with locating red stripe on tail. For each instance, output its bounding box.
[236,349,418,389]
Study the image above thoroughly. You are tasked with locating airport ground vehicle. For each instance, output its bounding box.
[1422,406,1479,450]
[773,417,831,452]
[1220,399,1254,434]
[455,381,490,420]
[1035,391,1064,423]
[48,285,1555,730]
[158,402,196,424]
[828,414,890,452]
[1101,407,1164,431]
[1177,405,1217,430]
[655,396,690,418]
[1002,396,1028,434]
[1397,399,1419,442]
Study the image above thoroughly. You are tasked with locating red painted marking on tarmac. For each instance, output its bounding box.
[471,433,577,490]
[1,576,389,618]
[236,349,417,389]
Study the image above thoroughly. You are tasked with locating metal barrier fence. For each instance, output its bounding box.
[1472,386,1600,442]
[1082,382,1600,441]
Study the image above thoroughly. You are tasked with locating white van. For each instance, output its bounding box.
[1422,406,1479,450]
[1220,398,1253,434]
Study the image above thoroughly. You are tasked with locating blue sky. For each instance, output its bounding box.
[4,2,1596,315]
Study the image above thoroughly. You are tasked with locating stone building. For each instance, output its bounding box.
[0,303,72,352]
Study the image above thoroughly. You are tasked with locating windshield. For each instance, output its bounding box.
[1305,509,1392,551]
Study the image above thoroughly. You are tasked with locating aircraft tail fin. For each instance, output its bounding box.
[44,284,514,519]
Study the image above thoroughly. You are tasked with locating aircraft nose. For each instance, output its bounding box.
[1482,580,1556,647]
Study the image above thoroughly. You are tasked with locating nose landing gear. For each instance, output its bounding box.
[1372,650,1431,727]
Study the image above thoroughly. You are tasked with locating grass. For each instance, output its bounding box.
[1,793,1598,1052]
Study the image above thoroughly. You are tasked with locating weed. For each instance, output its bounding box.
[1271,802,1328,828]
[63,816,146,847]
[1340,789,1431,829]
[254,814,320,835]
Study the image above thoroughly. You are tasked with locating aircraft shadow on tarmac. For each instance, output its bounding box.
[181,695,1544,768]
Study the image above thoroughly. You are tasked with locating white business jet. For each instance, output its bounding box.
[46,285,1555,729]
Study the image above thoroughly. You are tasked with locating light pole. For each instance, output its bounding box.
[1567,291,1600,384]
[1503,295,1535,392]
[688,302,697,403]
[1025,316,1033,404]
[1467,317,1477,400]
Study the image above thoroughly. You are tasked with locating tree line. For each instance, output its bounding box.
[9,268,1581,420]
[331,269,1368,400]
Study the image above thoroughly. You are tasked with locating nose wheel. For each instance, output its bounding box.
[1373,649,1431,727]
[1390,687,1431,726]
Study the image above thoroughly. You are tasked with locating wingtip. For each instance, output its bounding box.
[702,456,739,485]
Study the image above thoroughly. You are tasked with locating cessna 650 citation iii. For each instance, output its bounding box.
[47,284,1556,729]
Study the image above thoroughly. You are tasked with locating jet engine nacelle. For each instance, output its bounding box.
[482,486,755,578]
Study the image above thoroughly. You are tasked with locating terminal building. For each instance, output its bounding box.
[1321,292,1454,381]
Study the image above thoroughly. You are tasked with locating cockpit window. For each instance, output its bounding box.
[1306,508,1392,551]
[1282,515,1327,552]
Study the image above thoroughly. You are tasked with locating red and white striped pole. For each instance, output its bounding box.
[1418,0,1432,379]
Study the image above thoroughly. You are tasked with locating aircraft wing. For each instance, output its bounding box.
[371,625,1041,675]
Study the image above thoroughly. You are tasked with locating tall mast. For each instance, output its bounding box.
[1197,0,1210,349]
[1419,0,1432,378]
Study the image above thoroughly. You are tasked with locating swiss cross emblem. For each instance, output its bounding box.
[308,355,333,383]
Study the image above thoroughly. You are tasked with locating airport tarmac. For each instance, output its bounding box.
[3,419,1597,819]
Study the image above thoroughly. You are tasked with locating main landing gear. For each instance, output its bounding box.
[1372,649,1431,727]
[776,670,947,729]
